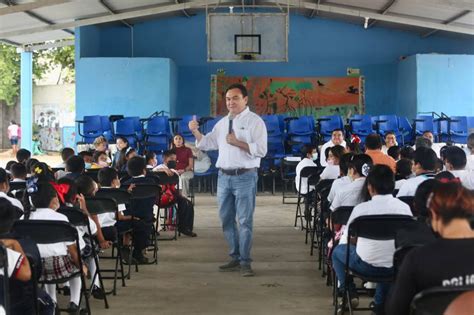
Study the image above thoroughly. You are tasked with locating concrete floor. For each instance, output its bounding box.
[87,194,334,315]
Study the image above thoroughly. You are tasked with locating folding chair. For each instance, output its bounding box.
[12,220,91,315]
[397,196,415,215]
[410,285,474,315]
[85,197,126,296]
[340,215,414,314]
[57,207,109,309]
[76,115,103,144]
[295,166,321,229]
[155,174,180,241]
[280,157,301,204]
[0,245,10,315]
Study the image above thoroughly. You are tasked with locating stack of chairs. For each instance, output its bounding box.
[286,116,316,154]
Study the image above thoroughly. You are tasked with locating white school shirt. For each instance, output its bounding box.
[295,158,317,193]
[330,177,366,210]
[196,107,267,169]
[339,194,412,268]
[327,176,351,203]
[396,173,435,197]
[320,140,347,167]
[0,191,24,211]
[466,155,474,171]
[0,248,24,278]
[320,164,340,180]
[95,188,126,227]
[26,208,74,257]
[450,169,474,190]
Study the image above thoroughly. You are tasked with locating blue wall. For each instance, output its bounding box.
[397,56,418,119]
[417,54,474,116]
[77,14,474,117]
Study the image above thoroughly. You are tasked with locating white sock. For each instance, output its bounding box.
[45,284,57,303]
[70,276,82,305]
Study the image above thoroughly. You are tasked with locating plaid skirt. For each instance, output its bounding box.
[40,255,80,282]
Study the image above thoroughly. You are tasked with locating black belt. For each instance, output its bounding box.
[220,168,256,176]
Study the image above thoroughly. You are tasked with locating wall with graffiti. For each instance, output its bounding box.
[211,75,364,119]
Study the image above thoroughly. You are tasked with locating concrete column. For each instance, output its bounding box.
[20,51,33,152]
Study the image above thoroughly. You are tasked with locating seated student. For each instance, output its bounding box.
[5,160,17,174]
[381,131,398,155]
[145,151,158,170]
[443,146,474,189]
[331,165,412,314]
[153,151,197,237]
[97,167,150,264]
[0,168,24,211]
[91,150,110,169]
[112,137,129,169]
[320,129,347,167]
[55,147,75,169]
[123,156,160,186]
[61,155,86,181]
[387,146,400,162]
[365,133,396,173]
[399,145,415,161]
[386,181,474,315]
[10,162,27,182]
[397,147,437,197]
[327,153,353,204]
[16,149,31,165]
[22,181,84,313]
[320,145,346,180]
[394,158,413,190]
[466,133,474,171]
[117,147,137,173]
[25,158,40,177]
[295,145,318,194]
[330,154,373,210]
[78,151,94,170]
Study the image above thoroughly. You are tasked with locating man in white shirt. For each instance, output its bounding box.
[189,83,267,277]
[397,147,437,197]
[0,168,24,211]
[320,129,346,167]
[332,165,412,313]
[444,146,474,189]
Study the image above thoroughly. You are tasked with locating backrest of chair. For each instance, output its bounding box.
[450,116,468,133]
[348,215,414,240]
[378,115,399,133]
[100,116,111,132]
[331,206,354,225]
[177,115,198,136]
[350,114,372,133]
[83,115,102,133]
[115,118,136,136]
[319,115,343,135]
[85,197,118,215]
[130,184,161,199]
[0,245,6,270]
[8,181,26,192]
[415,115,434,134]
[280,158,300,180]
[398,196,415,215]
[262,115,282,136]
[13,220,78,244]
[398,116,412,132]
[410,286,474,315]
[147,116,170,135]
[57,208,89,227]
[288,116,314,135]
[96,188,131,206]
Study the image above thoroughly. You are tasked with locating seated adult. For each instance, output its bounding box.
[443,146,474,189]
[327,153,353,204]
[320,145,345,180]
[365,133,396,173]
[320,129,346,167]
[397,147,437,197]
[295,145,318,194]
[330,154,373,211]
[381,131,398,155]
[386,181,474,315]
[171,134,194,198]
[331,165,412,314]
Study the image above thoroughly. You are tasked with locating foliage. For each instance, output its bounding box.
[0,41,75,106]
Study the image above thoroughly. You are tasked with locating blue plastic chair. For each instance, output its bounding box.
[318,115,344,142]
[436,119,449,142]
[202,116,222,134]
[77,115,103,144]
[100,116,114,141]
[145,116,171,153]
[467,117,474,134]
[287,116,315,154]
[263,115,286,159]
[449,116,468,144]
[176,115,199,143]
[414,115,437,137]
[115,118,138,148]
[398,116,413,145]
[348,114,373,142]
[376,115,402,143]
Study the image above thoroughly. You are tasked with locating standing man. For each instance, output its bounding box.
[7,120,20,156]
[189,84,267,277]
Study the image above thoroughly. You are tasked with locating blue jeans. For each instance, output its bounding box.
[217,170,258,266]
[332,244,393,305]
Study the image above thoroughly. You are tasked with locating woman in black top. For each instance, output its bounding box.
[386,181,474,315]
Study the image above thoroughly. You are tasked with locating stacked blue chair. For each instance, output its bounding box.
[145,116,171,153]
[467,116,474,133]
[318,115,344,142]
[287,116,315,154]
[414,115,436,137]
[449,116,468,143]
[128,116,144,143]
[201,116,222,135]
[376,115,403,143]
[348,114,373,142]
[436,118,449,142]
[262,115,286,159]
[77,115,103,144]
[100,116,114,141]
[176,115,199,143]
[115,118,139,148]
[397,116,413,145]
[370,115,379,130]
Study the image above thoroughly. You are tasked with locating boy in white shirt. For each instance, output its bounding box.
[397,147,437,197]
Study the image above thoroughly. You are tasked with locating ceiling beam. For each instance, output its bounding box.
[175,0,192,18]
[0,0,73,16]
[97,0,133,28]
[0,0,226,40]
[422,10,472,38]
[21,39,75,52]
[367,0,397,28]
[0,38,21,46]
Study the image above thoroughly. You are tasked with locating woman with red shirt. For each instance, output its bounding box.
[171,134,194,197]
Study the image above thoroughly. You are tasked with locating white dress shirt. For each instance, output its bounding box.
[320,164,340,180]
[450,169,474,190]
[396,173,435,197]
[196,107,267,169]
[295,158,317,193]
[0,191,24,211]
[330,177,366,210]
[320,140,347,167]
[327,176,351,203]
[339,194,412,268]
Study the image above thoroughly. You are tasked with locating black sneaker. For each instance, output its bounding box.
[62,285,70,296]
[180,230,197,237]
[133,255,150,264]
[91,285,105,300]
[66,302,79,314]
[240,265,255,277]
[218,260,240,272]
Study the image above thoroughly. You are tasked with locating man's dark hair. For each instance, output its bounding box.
[225,83,248,98]
[10,162,27,179]
[61,147,75,162]
[415,136,432,149]
[16,149,31,164]
[387,146,401,161]
[78,151,93,159]
[145,151,156,164]
[5,160,16,171]
[366,164,395,195]
[98,167,118,187]
[66,155,85,174]
[75,175,96,197]
[127,156,146,177]
[400,146,415,160]
[162,149,176,160]
[300,145,316,159]
[365,133,383,150]
[396,158,413,180]
[0,168,8,184]
[332,128,344,134]
[384,131,396,138]
[339,153,354,176]
[444,146,467,170]
[414,147,437,171]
